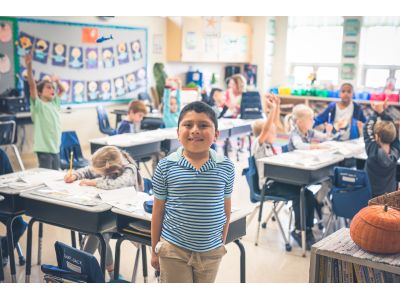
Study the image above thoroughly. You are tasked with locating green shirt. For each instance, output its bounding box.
[30,96,62,154]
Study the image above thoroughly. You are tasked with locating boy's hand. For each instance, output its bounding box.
[79,179,96,187]
[271,94,280,105]
[151,252,160,271]
[325,122,333,135]
[24,53,32,67]
[64,174,77,183]
[357,121,364,135]
[371,100,388,114]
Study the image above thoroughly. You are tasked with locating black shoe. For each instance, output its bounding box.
[291,230,311,251]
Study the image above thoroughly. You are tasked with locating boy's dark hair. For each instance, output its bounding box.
[37,80,52,94]
[210,88,223,102]
[374,120,397,144]
[340,82,354,92]
[178,101,218,130]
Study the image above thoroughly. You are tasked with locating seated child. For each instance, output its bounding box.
[252,95,317,249]
[117,100,147,134]
[364,101,400,197]
[162,78,182,128]
[64,145,143,279]
[202,88,222,118]
[288,104,334,151]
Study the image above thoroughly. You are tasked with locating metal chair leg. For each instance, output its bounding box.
[272,205,292,251]
[323,213,334,238]
[11,144,25,171]
[255,185,266,246]
[131,247,140,283]
[16,242,25,266]
[37,222,43,265]
[262,201,285,228]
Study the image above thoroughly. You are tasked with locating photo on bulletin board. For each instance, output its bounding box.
[0,22,12,43]
[343,41,358,58]
[60,79,71,103]
[51,43,67,67]
[341,63,356,80]
[344,19,360,36]
[0,53,11,74]
[16,18,148,106]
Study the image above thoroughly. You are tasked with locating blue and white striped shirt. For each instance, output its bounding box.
[152,146,235,252]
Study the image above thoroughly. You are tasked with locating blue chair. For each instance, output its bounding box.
[240,91,263,119]
[96,105,117,136]
[60,131,89,170]
[324,167,372,237]
[281,144,289,153]
[0,120,24,170]
[143,178,153,195]
[242,156,292,251]
[41,241,127,283]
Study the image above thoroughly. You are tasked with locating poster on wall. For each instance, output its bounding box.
[131,40,143,61]
[114,76,126,97]
[0,23,12,43]
[344,19,360,36]
[202,17,221,38]
[102,47,115,68]
[152,34,163,55]
[85,47,98,69]
[60,79,71,102]
[99,80,112,100]
[87,80,100,100]
[341,63,356,80]
[51,43,67,66]
[343,41,358,58]
[33,38,49,64]
[72,80,85,102]
[135,68,146,88]
[16,32,35,56]
[117,42,129,64]
[39,72,51,81]
[0,54,11,74]
[69,46,84,69]
[185,32,197,50]
[125,72,136,92]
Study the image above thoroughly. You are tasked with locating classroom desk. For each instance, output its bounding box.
[112,207,251,283]
[0,168,61,283]
[19,187,115,282]
[112,109,162,128]
[258,153,344,257]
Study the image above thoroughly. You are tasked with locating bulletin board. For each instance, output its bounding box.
[0,17,18,94]
[15,18,148,105]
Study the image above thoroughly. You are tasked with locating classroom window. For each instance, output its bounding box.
[286,17,344,86]
[359,17,400,88]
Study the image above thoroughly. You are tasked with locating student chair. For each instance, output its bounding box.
[0,120,25,170]
[323,167,372,237]
[143,178,153,195]
[41,241,127,283]
[242,156,292,251]
[240,91,263,119]
[59,131,89,170]
[96,105,117,136]
[138,92,153,112]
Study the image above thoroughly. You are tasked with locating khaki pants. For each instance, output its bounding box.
[156,238,227,283]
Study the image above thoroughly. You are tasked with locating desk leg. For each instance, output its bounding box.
[71,231,77,248]
[96,233,107,279]
[6,215,18,283]
[25,218,36,283]
[300,186,306,257]
[114,237,124,280]
[234,239,246,283]
[37,222,43,265]
[0,239,4,282]
[247,134,252,156]
[255,184,266,246]
[141,244,148,283]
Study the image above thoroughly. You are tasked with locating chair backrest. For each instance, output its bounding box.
[242,156,262,203]
[281,144,289,153]
[54,241,105,283]
[143,178,153,195]
[240,91,263,119]
[331,167,372,219]
[0,148,13,175]
[0,120,16,146]
[60,131,85,166]
[96,105,116,136]
[140,117,165,130]
[137,92,150,101]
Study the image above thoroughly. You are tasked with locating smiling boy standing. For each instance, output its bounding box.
[151,101,235,283]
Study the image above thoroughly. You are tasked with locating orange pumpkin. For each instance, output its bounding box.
[350,205,400,254]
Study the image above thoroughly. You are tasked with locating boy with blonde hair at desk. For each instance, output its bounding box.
[64,145,143,279]
[288,104,334,151]
[364,100,400,197]
[252,95,317,249]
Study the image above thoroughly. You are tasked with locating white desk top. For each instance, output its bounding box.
[112,206,253,223]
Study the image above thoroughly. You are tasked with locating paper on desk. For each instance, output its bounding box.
[99,189,152,212]
[0,169,64,189]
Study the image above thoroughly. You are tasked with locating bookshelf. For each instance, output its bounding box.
[309,228,400,283]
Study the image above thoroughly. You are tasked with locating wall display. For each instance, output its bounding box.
[16,18,148,105]
[343,41,358,58]
[341,63,356,80]
[344,19,361,36]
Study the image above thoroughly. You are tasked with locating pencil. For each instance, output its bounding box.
[69,150,73,177]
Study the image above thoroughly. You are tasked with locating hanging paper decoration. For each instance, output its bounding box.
[16,32,35,56]
[72,80,86,102]
[99,80,112,100]
[59,79,71,103]
[39,72,52,82]
[52,43,67,67]
[125,72,137,92]
[0,23,12,43]
[131,40,143,61]
[0,53,11,74]
[69,46,84,69]
[87,80,100,100]
[135,67,147,87]
[33,38,50,64]
[102,47,115,68]
[19,66,35,80]
[117,42,129,65]
[82,27,99,44]
[85,48,98,69]
[114,76,126,98]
